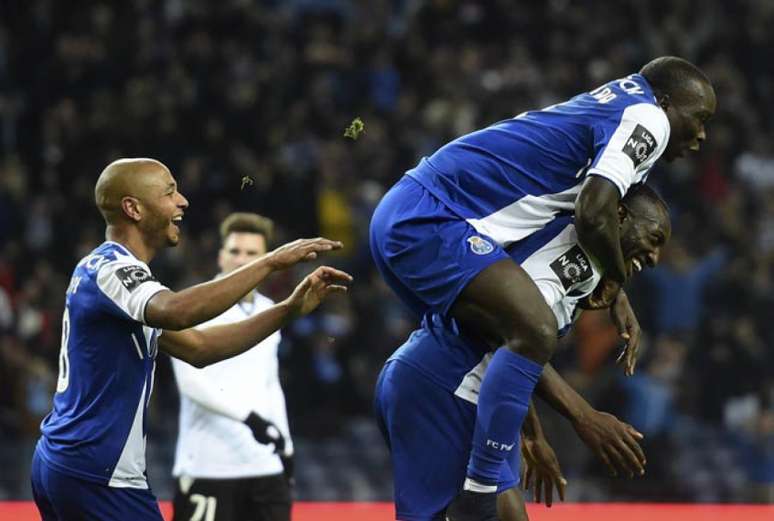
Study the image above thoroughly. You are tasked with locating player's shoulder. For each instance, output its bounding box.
[73,241,155,293]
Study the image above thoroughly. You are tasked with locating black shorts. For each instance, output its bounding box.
[172,473,291,521]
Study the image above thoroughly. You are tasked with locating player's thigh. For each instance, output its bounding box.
[450,258,558,361]
[240,474,291,521]
[370,176,510,317]
[173,476,237,521]
[376,360,476,520]
[497,487,529,521]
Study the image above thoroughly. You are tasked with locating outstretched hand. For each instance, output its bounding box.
[521,433,567,507]
[610,290,641,376]
[572,409,646,478]
[267,238,344,270]
[284,266,352,317]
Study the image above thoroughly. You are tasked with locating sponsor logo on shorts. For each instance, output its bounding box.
[467,236,494,255]
[550,245,593,290]
[115,266,156,292]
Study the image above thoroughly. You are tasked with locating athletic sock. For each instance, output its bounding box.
[466,348,544,485]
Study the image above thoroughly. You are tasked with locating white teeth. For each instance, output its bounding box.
[633,259,642,272]
[172,217,183,223]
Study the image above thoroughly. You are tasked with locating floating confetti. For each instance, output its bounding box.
[343,117,365,140]
[240,176,254,190]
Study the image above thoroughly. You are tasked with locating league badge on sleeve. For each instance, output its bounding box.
[115,266,156,292]
[550,245,593,290]
[467,236,494,255]
[623,124,658,167]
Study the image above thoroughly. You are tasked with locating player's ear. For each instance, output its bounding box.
[121,196,142,222]
[657,93,671,112]
[618,204,629,225]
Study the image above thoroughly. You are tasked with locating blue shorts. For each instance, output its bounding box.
[31,446,163,521]
[375,360,519,521]
[369,176,509,318]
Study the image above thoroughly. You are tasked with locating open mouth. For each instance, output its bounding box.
[632,258,643,273]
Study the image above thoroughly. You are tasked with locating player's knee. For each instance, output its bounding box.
[503,312,557,364]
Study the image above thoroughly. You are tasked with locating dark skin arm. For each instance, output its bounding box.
[575,176,628,284]
[521,401,566,507]
[536,364,646,477]
[146,238,341,330]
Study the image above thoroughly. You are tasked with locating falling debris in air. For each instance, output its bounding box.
[343,117,365,140]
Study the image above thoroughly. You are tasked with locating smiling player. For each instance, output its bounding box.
[30,158,352,521]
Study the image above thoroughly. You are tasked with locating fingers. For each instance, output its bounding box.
[614,437,644,477]
[315,266,354,283]
[524,465,533,492]
[543,476,552,507]
[595,446,617,477]
[621,427,647,469]
[557,475,566,502]
[627,424,645,440]
[535,474,542,504]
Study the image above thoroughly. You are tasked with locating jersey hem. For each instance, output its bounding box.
[37,443,149,488]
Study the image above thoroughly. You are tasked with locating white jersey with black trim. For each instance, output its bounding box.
[171,290,291,479]
[38,241,168,488]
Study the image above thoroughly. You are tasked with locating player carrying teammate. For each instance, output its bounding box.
[376,184,671,521]
[30,158,352,521]
[171,213,296,521]
[369,56,715,520]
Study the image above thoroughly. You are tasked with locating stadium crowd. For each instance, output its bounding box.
[0,0,772,503]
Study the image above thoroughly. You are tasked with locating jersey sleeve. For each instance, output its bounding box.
[95,259,169,324]
[170,357,252,422]
[588,103,670,197]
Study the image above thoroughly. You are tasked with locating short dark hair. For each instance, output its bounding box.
[640,56,711,103]
[219,212,274,244]
[622,183,668,214]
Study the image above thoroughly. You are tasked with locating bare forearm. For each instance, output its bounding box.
[148,257,275,329]
[160,301,294,368]
[535,363,594,424]
[575,177,627,283]
[522,400,545,439]
[195,302,293,366]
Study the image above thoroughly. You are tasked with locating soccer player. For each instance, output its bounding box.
[369,56,714,520]
[375,184,671,521]
[30,158,352,521]
[171,212,296,521]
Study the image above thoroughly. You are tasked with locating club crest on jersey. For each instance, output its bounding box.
[115,266,156,292]
[550,245,593,290]
[467,236,494,255]
[622,124,657,167]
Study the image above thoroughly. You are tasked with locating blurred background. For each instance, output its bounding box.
[0,0,772,506]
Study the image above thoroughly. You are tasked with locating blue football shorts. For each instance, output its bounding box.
[31,446,163,521]
[374,359,519,521]
[369,175,509,318]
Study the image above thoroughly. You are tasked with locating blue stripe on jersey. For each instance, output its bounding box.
[406,74,656,221]
[389,213,574,393]
[38,242,157,486]
[505,213,574,264]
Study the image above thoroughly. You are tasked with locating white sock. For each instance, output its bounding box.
[463,477,498,494]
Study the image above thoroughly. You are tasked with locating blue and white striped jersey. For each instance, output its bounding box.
[37,241,168,489]
[406,73,669,247]
[389,217,602,403]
